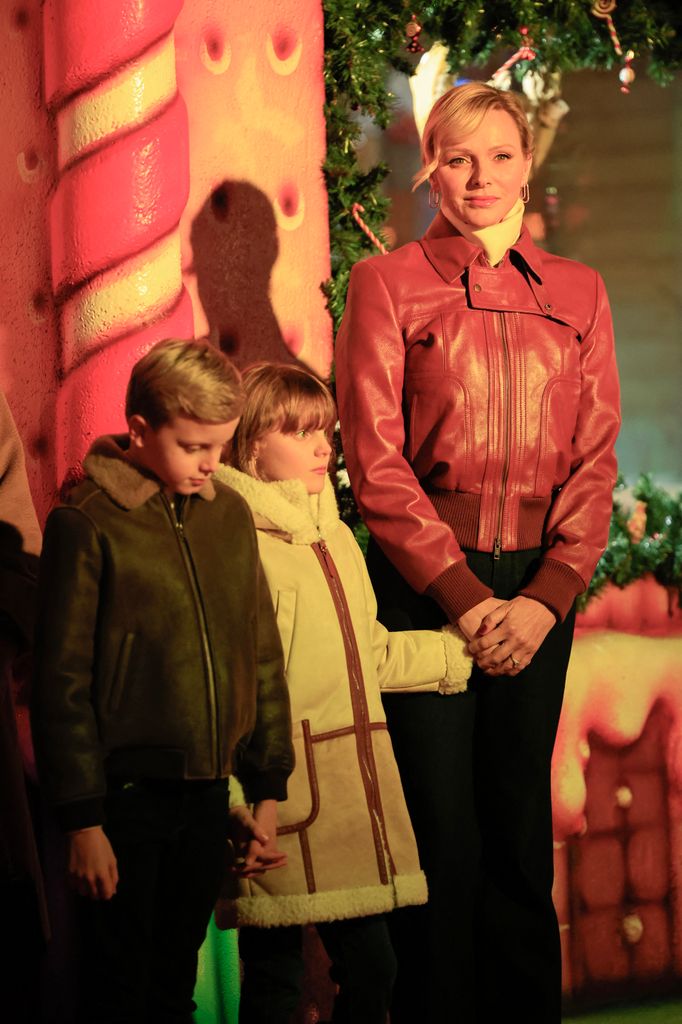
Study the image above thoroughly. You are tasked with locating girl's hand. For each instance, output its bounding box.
[68,826,119,900]
[467,596,556,676]
[457,597,508,641]
[232,800,287,877]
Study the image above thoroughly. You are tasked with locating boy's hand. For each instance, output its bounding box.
[229,800,287,877]
[68,826,119,900]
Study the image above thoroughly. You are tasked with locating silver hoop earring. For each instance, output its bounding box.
[428,188,441,210]
[521,182,530,204]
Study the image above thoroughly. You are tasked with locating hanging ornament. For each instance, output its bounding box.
[350,203,389,255]
[619,50,636,92]
[405,14,424,55]
[591,1,635,93]
[491,27,536,84]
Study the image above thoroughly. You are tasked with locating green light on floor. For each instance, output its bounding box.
[193,917,239,1024]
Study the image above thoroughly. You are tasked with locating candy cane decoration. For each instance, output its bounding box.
[591,0,636,93]
[43,0,194,480]
[591,0,623,55]
[351,203,389,256]
[491,27,536,84]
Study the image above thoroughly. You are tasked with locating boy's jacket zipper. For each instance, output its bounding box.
[165,494,221,775]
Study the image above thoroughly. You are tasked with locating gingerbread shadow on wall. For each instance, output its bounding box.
[191,181,295,368]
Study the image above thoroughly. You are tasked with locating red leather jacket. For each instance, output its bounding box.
[335,215,621,623]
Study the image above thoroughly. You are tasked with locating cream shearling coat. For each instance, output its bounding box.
[215,467,471,928]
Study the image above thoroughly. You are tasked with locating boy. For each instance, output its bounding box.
[32,338,293,1023]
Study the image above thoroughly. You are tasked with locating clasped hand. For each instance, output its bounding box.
[458,596,556,676]
[228,800,287,877]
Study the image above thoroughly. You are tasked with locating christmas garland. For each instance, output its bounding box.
[322,0,682,603]
[579,475,682,609]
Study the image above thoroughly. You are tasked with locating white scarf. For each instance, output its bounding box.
[445,197,524,267]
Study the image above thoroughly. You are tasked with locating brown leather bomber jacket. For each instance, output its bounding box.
[335,216,621,624]
[32,437,293,832]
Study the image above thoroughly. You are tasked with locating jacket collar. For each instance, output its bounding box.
[83,435,216,510]
[216,466,340,545]
[420,213,544,285]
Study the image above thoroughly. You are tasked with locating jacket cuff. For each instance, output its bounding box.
[228,775,247,809]
[242,770,289,804]
[518,557,584,622]
[438,626,472,694]
[426,559,494,623]
[56,797,105,833]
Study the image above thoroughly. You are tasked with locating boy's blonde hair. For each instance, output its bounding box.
[413,82,534,191]
[231,363,336,472]
[126,337,243,427]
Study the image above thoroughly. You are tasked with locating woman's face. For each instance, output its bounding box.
[431,107,532,229]
[253,426,332,494]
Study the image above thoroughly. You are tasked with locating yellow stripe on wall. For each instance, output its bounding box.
[61,232,182,365]
[58,33,177,168]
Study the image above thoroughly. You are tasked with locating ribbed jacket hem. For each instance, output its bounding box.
[427,559,493,622]
[215,872,428,930]
[518,557,584,622]
[426,489,552,552]
[425,488,582,621]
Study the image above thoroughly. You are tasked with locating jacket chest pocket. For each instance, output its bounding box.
[534,377,581,495]
[275,589,297,673]
[404,378,472,485]
[404,315,447,376]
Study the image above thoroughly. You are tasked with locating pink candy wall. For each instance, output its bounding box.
[0,0,331,522]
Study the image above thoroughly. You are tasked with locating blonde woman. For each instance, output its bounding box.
[335,82,621,1022]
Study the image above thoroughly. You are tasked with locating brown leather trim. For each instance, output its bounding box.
[426,487,552,552]
[299,828,316,894]
[311,722,388,743]
[278,719,320,836]
[312,542,390,885]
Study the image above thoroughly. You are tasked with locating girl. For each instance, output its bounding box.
[215,363,471,1024]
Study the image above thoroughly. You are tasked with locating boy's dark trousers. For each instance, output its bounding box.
[76,778,229,1024]
[238,914,397,1023]
[369,543,574,1024]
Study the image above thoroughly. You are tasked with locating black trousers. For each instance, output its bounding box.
[239,914,397,1024]
[369,542,574,1024]
[76,778,230,1024]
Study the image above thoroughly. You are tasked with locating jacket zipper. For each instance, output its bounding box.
[494,312,513,560]
[312,539,392,885]
[164,495,221,775]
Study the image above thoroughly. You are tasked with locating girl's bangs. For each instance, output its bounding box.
[276,386,336,437]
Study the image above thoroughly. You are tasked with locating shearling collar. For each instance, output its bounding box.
[216,465,340,545]
[83,434,216,510]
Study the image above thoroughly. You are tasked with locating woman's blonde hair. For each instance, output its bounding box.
[413,82,533,191]
[230,363,336,473]
[126,337,243,427]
